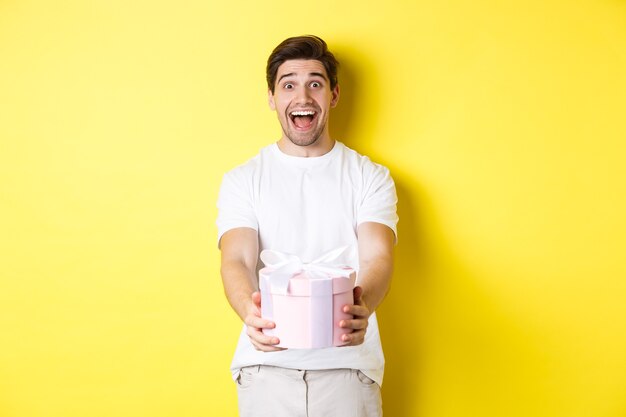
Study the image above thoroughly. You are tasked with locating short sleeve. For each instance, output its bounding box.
[216,169,258,247]
[357,165,399,242]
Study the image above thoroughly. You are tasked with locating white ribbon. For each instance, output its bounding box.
[260,246,354,295]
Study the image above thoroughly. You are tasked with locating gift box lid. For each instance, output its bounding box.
[260,267,355,296]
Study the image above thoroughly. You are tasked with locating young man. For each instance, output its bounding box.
[217,35,398,417]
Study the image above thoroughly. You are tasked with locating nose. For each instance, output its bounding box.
[294,85,313,104]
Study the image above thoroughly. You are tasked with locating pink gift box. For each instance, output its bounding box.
[259,253,356,349]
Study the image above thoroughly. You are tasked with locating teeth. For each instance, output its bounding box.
[290,110,315,116]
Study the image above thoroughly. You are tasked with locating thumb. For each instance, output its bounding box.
[353,286,363,304]
[251,291,262,308]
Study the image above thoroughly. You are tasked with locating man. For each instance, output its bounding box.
[217,35,398,417]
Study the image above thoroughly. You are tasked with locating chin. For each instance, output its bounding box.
[287,134,321,147]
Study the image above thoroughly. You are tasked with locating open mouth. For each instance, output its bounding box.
[289,110,318,130]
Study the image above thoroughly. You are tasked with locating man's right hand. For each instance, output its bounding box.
[219,227,285,352]
[244,291,285,352]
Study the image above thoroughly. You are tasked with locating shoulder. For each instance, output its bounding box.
[337,142,393,181]
[222,144,273,182]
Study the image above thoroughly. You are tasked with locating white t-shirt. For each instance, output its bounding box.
[216,141,398,386]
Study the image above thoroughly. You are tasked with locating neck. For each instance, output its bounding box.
[277,134,335,157]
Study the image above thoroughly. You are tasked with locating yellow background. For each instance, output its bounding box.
[1,1,625,416]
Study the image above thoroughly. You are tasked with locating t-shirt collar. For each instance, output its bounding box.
[271,140,342,168]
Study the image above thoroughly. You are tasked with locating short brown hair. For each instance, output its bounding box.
[266,35,339,94]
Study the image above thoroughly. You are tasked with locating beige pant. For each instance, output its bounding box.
[236,365,382,417]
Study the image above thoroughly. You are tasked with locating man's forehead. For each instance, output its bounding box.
[276,59,329,79]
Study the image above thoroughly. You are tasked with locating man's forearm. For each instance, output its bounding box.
[357,253,393,314]
[221,260,258,322]
[340,236,394,346]
[220,228,282,351]
[356,222,396,315]
[219,227,260,322]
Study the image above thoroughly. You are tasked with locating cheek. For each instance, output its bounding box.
[278,100,289,113]
[316,92,333,106]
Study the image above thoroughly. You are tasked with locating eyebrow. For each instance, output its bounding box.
[277,72,329,84]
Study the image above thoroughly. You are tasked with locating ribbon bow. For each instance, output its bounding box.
[260,246,354,295]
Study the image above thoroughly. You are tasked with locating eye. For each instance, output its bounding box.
[310,81,321,88]
[283,83,294,89]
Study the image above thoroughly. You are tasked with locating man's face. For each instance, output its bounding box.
[268,59,339,147]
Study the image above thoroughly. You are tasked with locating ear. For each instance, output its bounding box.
[268,89,276,111]
[330,84,340,108]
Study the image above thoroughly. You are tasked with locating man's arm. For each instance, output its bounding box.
[220,227,283,352]
[340,222,395,346]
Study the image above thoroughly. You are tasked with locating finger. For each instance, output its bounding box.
[249,335,285,351]
[245,314,276,330]
[246,326,281,347]
[342,304,369,317]
[353,285,363,302]
[251,291,262,308]
[339,318,369,330]
[250,337,286,352]
[341,329,365,346]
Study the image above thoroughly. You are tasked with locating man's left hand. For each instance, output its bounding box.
[339,286,370,346]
